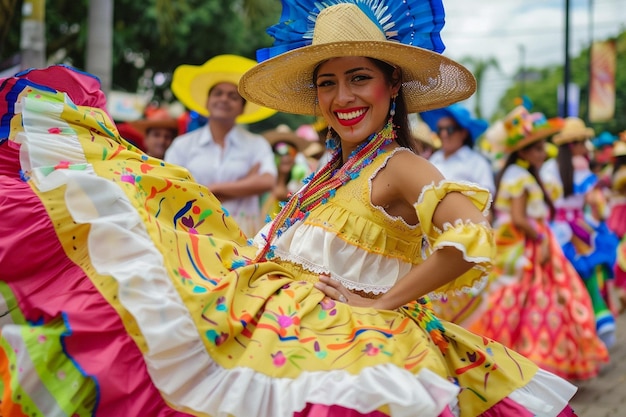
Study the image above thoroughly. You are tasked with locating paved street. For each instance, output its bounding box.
[570,311,626,417]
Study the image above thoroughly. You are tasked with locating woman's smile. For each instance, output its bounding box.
[335,107,368,126]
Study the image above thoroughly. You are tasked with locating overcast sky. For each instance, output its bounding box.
[439,0,626,119]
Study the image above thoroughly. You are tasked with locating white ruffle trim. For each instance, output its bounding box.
[19,93,461,417]
[508,368,577,417]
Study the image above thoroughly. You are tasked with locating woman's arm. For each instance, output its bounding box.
[510,191,541,240]
[209,164,276,201]
[316,151,492,310]
[373,191,488,310]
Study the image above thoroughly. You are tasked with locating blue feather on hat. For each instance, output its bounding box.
[257,0,446,62]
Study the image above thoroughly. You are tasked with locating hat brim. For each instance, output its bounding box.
[129,118,179,137]
[239,41,476,116]
[263,130,309,152]
[552,127,595,146]
[171,55,277,125]
[420,106,488,143]
[506,125,563,153]
[614,141,626,157]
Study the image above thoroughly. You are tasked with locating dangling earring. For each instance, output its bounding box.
[325,127,339,151]
[389,94,397,117]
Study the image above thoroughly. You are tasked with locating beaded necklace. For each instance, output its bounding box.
[255,118,396,261]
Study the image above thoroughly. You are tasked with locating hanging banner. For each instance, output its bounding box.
[589,39,616,122]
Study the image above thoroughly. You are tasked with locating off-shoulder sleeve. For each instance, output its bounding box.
[498,166,535,200]
[414,181,495,298]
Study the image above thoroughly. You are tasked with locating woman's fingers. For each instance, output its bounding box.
[315,274,348,303]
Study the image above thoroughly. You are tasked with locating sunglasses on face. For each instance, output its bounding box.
[437,126,460,136]
[273,142,298,157]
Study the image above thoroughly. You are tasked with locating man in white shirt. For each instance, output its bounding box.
[420,104,495,197]
[165,55,278,237]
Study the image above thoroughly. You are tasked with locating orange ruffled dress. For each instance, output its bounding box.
[469,163,609,380]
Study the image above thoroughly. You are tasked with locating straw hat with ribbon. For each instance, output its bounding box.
[502,106,564,153]
[171,54,276,124]
[239,2,476,115]
[552,117,595,146]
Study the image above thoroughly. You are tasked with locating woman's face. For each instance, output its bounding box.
[315,57,399,151]
[519,139,547,170]
[273,141,297,174]
[569,140,588,157]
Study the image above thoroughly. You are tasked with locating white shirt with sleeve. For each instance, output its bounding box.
[429,145,495,196]
[164,124,277,237]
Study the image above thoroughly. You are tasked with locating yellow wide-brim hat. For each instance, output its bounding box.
[552,116,594,146]
[239,4,476,116]
[171,54,277,125]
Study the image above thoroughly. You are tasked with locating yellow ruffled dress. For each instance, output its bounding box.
[0,74,575,417]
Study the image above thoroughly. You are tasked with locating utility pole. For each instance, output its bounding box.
[563,0,571,117]
[586,0,594,123]
[86,0,113,95]
[518,44,526,97]
[20,0,46,70]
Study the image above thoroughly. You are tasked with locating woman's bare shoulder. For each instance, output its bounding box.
[385,147,444,183]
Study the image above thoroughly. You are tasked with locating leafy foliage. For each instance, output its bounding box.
[1,0,315,130]
[498,31,626,135]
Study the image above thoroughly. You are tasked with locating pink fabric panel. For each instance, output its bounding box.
[0,174,190,416]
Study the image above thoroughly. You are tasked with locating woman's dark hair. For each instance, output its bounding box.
[613,155,626,181]
[494,145,555,220]
[557,143,575,197]
[369,59,415,152]
[312,57,416,153]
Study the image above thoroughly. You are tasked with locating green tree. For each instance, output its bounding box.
[460,56,501,119]
[1,0,315,130]
[0,0,19,58]
[499,31,626,135]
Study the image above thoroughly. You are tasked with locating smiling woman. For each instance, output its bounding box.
[0,1,579,417]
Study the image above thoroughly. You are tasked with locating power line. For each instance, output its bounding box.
[442,20,624,40]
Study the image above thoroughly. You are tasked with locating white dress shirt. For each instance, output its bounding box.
[429,146,495,196]
[165,125,277,236]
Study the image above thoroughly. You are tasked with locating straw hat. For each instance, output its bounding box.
[171,54,276,124]
[410,121,441,149]
[239,3,476,116]
[262,124,309,153]
[129,108,179,137]
[614,141,626,157]
[552,117,594,146]
[502,106,564,153]
[420,104,488,144]
[303,142,326,159]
